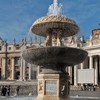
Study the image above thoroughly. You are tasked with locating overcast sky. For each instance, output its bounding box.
[0,0,100,42]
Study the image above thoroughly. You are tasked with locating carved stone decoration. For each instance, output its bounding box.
[52,32,57,46]
[38,80,43,94]
[60,73,70,98]
[56,30,62,46]
[45,33,52,46]
[31,15,80,37]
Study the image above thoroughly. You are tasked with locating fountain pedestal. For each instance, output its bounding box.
[37,73,70,100]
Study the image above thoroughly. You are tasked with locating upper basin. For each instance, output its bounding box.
[22,46,87,67]
[31,15,80,37]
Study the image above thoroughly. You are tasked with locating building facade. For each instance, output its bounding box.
[67,28,100,87]
[0,37,38,81]
[0,28,100,88]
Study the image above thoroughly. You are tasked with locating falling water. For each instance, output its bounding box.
[27,29,33,43]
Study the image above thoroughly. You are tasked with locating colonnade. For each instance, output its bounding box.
[1,55,100,85]
[73,55,100,86]
[1,57,32,81]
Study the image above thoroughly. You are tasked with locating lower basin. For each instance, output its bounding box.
[22,46,87,67]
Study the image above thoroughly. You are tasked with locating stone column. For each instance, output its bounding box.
[20,58,23,81]
[68,67,72,84]
[99,55,100,84]
[29,64,32,80]
[80,62,84,69]
[74,65,78,86]
[37,66,40,75]
[11,57,15,80]
[89,56,93,69]
[68,67,71,76]
[94,57,98,85]
[23,60,26,81]
[1,57,6,80]
[80,62,84,86]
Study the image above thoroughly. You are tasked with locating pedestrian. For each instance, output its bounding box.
[2,86,7,96]
[7,85,10,96]
[1,86,3,96]
[16,86,20,95]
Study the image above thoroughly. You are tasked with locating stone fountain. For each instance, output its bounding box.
[22,0,87,100]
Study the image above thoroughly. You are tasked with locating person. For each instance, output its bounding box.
[2,86,7,96]
[7,85,10,96]
[93,85,96,91]
[16,86,20,95]
[1,86,3,96]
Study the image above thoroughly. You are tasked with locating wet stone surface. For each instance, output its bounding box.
[22,46,87,67]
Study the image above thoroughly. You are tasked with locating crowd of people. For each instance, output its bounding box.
[0,85,20,96]
[81,84,96,91]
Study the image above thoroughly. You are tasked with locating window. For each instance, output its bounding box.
[8,47,11,50]
[15,57,20,65]
[0,46,1,51]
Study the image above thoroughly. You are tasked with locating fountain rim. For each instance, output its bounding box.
[24,46,85,51]
[32,15,78,25]
[22,46,88,66]
[30,15,80,37]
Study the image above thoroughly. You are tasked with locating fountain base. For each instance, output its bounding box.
[37,73,70,100]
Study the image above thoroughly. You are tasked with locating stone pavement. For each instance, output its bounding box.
[70,90,100,97]
[0,81,37,96]
[0,96,35,100]
[0,81,100,99]
[71,96,100,100]
[0,80,37,85]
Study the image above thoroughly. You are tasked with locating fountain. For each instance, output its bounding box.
[22,0,87,100]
